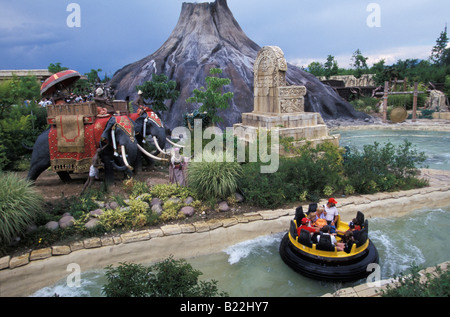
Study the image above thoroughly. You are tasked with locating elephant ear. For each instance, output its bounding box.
[101,117,117,143]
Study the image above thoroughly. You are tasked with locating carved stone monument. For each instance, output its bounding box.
[234,46,340,152]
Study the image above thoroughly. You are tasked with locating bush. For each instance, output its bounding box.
[239,142,344,209]
[102,257,228,297]
[187,151,242,201]
[150,183,194,202]
[381,264,450,297]
[0,173,44,244]
[343,140,428,194]
[97,198,154,232]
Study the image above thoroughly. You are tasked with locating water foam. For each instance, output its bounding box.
[224,233,283,265]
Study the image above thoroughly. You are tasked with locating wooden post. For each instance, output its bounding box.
[383,81,389,123]
[412,82,418,122]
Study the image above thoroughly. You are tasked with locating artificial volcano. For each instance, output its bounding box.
[109,0,369,129]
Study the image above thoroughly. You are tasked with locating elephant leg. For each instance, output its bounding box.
[135,150,143,173]
[57,171,72,184]
[27,160,50,182]
[27,129,51,182]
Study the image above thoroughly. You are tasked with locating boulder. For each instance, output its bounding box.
[45,221,59,231]
[218,201,230,212]
[59,215,75,229]
[181,206,195,217]
[85,218,100,230]
[152,204,163,216]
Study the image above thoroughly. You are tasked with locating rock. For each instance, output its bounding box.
[26,224,38,234]
[151,198,162,206]
[52,246,71,256]
[121,231,150,243]
[185,196,194,205]
[85,218,100,229]
[218,201,230,212]
[83,238,102,249]
[45,221,59,231]
[0,256,10,270]
[9,253,29,269]
[181,206,195,217]
[152,204,163,216]
[234,192,244,203]
[168,197,181,204]
[90,209,104,217]
[59,215,75,229]
[110,0,369,131]
[107,201,119,210]
[30,248,52,261]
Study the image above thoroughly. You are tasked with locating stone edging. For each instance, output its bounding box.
[0,209,292,271]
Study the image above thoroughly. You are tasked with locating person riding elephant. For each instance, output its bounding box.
[27,114,140,185]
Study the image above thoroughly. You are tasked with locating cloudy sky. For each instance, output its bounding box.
[1,0,449,78]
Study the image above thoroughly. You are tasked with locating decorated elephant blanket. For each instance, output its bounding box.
[55,115,85,153]
[49,116,111,174]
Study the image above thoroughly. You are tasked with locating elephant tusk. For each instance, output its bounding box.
[153,136,170,155]
[166,137,185,148]
[137,144,169,162]
[121,145,134,171]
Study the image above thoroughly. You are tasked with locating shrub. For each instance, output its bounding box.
[98,198,154,232]
[187,151,242,201]
[239,142,344,209]
[150,183,194,202]
[343,140,428,194]
[102,257,228,297]
[381,264,450,297]
[160,200,185,222]
[122,179,150,198]
[0,173,44,244]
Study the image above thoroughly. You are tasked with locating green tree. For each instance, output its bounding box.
[306,61,325,77]
[351,49,369,78]
[102,257,228,297]
[48,62,69,74]
[186,68,234,125]
[324,55,339,79]
[430,25,449,65]
[136,74,180,112]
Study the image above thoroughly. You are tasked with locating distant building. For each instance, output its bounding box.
[0,69,52,83]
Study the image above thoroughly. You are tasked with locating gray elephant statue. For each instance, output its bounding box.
[27,114,140,185]
[130,108,178,169]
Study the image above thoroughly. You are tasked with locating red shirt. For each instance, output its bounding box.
[297,225,317,236]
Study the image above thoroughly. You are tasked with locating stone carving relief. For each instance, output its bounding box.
[253,46,306,114]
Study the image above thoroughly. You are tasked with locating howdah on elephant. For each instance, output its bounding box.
[27,114,140,185]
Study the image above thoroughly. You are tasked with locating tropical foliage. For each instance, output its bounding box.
[102,257,228,297]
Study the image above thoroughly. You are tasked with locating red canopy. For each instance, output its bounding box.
[40,70,81,96]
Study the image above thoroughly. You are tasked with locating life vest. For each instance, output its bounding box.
[314,218,327,228]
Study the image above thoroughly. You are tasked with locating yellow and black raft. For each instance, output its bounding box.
[279,205,379,282]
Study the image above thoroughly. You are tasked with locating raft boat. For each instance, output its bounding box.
[279,205,379,282]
